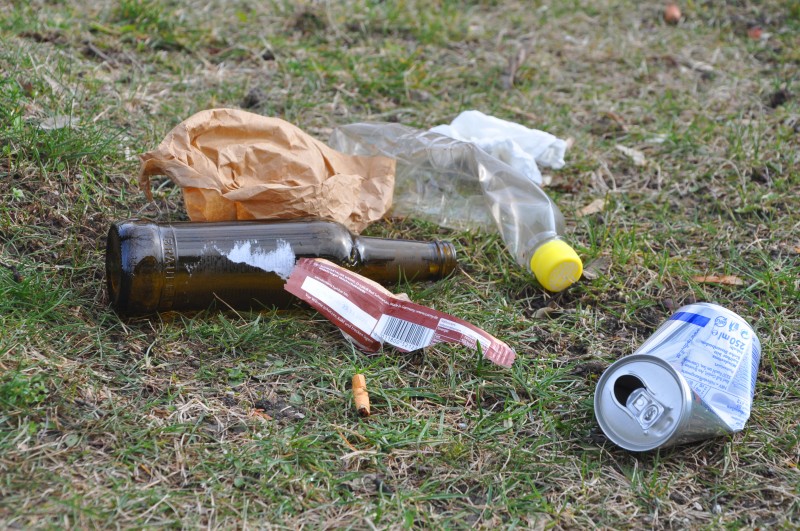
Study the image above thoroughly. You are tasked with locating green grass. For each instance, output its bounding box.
[1,0,799,528]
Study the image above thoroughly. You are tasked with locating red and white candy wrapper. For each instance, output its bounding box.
[285,258,516,368]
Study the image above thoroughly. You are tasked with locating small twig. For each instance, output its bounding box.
[1,262,22,283]
[501,45,527,90]
[213,293,246,321]
[335,429,358,452]
[83,41,118,67]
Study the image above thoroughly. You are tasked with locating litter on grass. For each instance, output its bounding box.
[285,258,517,368]
[138,108,395,233]
[352,374,371,417]
[594,303,761,451]
[331,115,583,291]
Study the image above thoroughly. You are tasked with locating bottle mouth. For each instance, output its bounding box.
[435,240,458,278]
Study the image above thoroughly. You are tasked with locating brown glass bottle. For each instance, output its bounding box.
[106,219,457,315]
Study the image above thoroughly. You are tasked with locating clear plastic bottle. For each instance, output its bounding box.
[329,123,583,291]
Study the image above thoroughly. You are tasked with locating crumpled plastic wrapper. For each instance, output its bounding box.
[138,108,396,233]
[429,110,567,186]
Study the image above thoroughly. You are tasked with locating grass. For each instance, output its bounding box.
[1,0,799,528]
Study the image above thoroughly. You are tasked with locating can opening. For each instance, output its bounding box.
[614,374,645,406]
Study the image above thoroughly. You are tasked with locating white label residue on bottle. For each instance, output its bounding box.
[220,239,297,279]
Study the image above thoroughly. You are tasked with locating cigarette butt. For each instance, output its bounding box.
[352,374,370,417]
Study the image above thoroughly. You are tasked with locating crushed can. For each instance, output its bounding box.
[594,303,761,451]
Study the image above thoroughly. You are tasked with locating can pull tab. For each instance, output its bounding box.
[613,374,667,431]
[625,388,666,430]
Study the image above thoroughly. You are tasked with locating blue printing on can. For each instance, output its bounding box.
[670,311,710,327]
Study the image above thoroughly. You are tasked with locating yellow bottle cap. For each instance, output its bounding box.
[529,239,583,292]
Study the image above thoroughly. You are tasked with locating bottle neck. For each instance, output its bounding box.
[354,236,457,282]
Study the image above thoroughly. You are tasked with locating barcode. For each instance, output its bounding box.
[375,315,435,351]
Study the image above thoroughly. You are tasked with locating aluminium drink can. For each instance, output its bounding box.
[594,303,761,451]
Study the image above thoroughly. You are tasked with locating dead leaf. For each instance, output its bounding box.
[500,104,538,123]
[582,256,611,280]
[250,409,273,421]
[666,54,714,74]
[690,275,745,286]
[533,305,561,319]
[578,198,606,217]
[604,112,629,132]
[747,26,763,40]
[615,144,647,166]
[38,115,76,130]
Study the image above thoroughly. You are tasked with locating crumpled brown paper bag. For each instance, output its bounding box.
[138,108,395,233]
